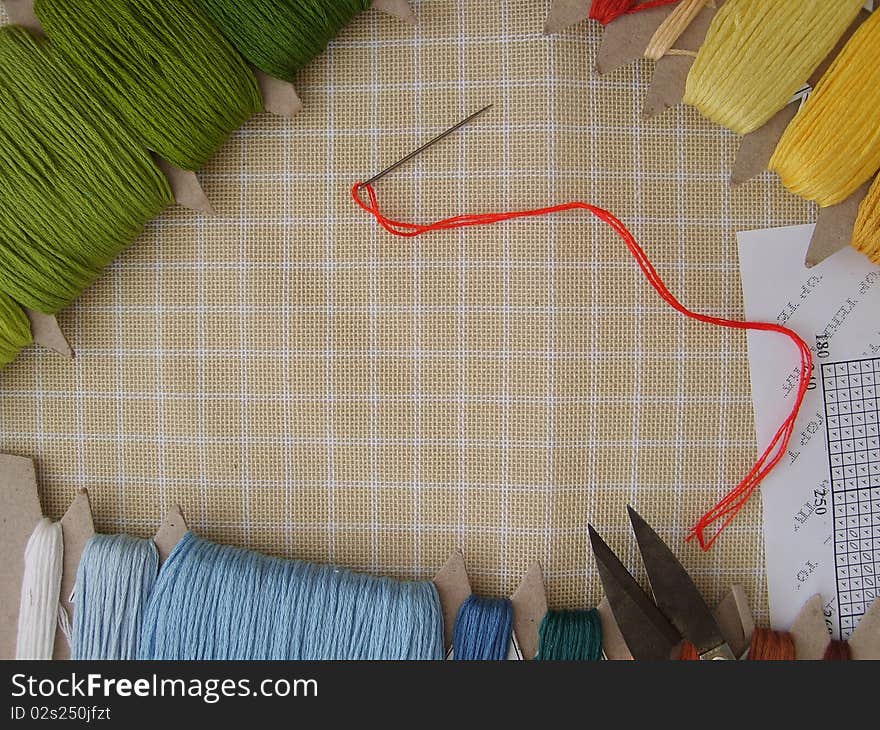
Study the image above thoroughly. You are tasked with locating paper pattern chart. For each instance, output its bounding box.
[822,358,880,639]
[739,224,880,635]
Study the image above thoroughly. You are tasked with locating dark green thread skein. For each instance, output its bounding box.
[0,26,172,315]
[194,0,372,82]
[0,293,33,368]
[35,0,263,171]
[535,609,603,661]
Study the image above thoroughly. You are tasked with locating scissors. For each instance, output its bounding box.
[589,506,738,660]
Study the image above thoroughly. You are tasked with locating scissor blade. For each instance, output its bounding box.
[588,525,681,660]
[627,506,725,655]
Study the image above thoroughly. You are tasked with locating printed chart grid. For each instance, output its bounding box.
[822,358,880,639]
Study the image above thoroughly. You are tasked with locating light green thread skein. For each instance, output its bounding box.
[0,26,172,315]
[35,0,263,171]
[194,0,372,82]
[0,293,33,368]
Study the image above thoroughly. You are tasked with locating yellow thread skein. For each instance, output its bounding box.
[684,0,864,135]
[853,175,880,266]
[770,10,880,207]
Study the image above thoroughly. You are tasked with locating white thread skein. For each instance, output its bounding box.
[15,517,63,660]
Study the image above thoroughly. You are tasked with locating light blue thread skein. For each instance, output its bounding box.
[71,534,158,660]
[138,532,444,660]
[452,594,513,661]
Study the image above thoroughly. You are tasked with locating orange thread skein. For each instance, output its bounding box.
[749,627,797,660]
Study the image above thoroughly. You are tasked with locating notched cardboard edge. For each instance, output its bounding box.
[510,561,548,660]
[54,489,94,660]
[431,551,471,651]
[25,309,73,359]
[597,596,632,659]
[4,0,42,33]
[790,594,830,660]
[805,180,873,268]
[732,105,798,187]
[642,1,722,119]
[849,597,880,660]
[0,453,43,660]
[154,506,188,563]
[372,0,416,25]
[255,69,303,118]
[596,6,674,76]
[155,157,215,216]
[714,584,754,658]
[544,0,591,35]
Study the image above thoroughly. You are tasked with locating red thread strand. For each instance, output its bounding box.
[590,0,682,26]
[352,183,813,550]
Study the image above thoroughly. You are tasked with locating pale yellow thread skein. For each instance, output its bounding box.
[684,0,864,135]
[645,0,710,62]
[853,175,880,266]
[770,10,880,207]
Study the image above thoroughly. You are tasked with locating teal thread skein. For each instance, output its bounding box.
[195,0,372,82]
[35,0,263,171]
[138,532,444,660]
[0,26,172,315]
[71,534,159,661]
[535,609,603,661]
[452,595,513,660]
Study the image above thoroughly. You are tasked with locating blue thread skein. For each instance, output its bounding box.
[71,534,159,660]
[138,532,444,660]
[452,594,513,660]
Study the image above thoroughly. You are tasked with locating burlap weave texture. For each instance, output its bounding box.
[0,1,815,621]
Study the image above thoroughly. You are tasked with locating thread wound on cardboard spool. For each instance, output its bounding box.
[0,27,172,317]
[452,595,513,661]
[590,0,682,26]
[684,0,865,136]
[352,182,813,549]
[35,0,263,171]
[536,608,603,661]
[644,0,709,61]
[749,627,796,660]
[139,531,444,660]
[853,176,880,266]
[0,293,33,368]
[823,640,852,661]
[15,518,63,660]
[72,534,159,661]
[770,10,880,207]
[194,0,371,82]
[684,628,797,660]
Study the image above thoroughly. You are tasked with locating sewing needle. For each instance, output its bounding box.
[362,104,494,186]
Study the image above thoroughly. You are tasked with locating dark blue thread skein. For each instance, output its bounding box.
[452,594,514,661]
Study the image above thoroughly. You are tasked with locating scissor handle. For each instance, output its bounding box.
[700,643,738,660]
